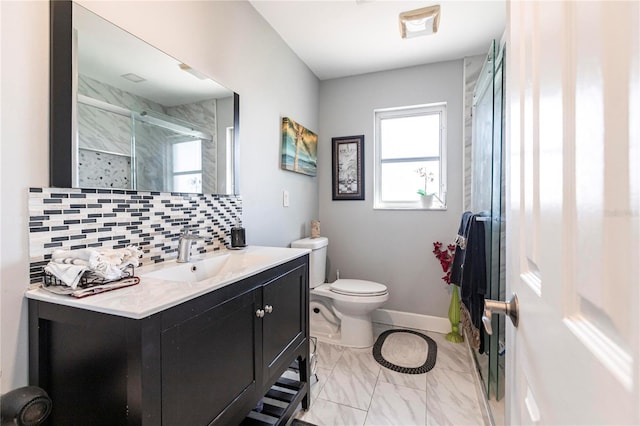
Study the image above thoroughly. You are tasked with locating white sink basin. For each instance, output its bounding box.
[141,251,271,283]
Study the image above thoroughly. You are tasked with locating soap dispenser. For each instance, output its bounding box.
[230,219,246,248]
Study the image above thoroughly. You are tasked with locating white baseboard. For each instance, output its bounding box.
[372,308,451,334]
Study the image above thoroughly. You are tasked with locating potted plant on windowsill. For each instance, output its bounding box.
[432,241,464,343]
[416,167,443,208]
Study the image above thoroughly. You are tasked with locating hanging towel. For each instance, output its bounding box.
[461,302,481,350]
[460,214,488,353]
[450,211,473,286]
[448,212,488,353]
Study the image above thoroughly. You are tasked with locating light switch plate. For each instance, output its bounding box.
[283,190,290,207]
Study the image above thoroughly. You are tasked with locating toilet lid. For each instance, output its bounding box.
[330,279,388,296]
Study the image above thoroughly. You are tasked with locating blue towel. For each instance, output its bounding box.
[449,211,473,286]
[450,211,488,353]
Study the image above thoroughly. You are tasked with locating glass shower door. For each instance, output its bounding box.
[490,43,505,407]
[471,39,506,423]
[132,111,210,193]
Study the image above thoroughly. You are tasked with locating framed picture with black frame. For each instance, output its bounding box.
[332,135,364,200]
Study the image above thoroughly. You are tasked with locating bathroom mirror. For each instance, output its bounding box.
[50,1,239,194]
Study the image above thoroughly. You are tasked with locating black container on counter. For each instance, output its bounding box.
[230,221,246,247]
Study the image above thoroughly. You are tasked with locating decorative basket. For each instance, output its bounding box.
[42,265,135,289]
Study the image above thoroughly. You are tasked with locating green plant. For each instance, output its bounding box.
[415,167,435,196]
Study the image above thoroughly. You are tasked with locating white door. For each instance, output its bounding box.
[505,1,639,424]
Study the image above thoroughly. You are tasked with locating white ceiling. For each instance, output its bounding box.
[249,0,506,80]
[76,1,506,105]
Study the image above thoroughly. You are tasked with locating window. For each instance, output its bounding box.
[172,139,203,193]
[374,103,446,209]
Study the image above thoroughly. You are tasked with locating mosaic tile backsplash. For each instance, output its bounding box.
[28,187,242,283]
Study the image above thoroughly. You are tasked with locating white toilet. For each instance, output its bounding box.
[291,237,389,348]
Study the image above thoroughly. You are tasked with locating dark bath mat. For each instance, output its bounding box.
[372,329,437,374]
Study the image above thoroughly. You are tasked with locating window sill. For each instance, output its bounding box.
[374,194,447,210]
[373,203,447,211]
[373,207,448,211]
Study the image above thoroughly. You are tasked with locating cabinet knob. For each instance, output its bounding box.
[256,309,265,318]
[264,305,273,314]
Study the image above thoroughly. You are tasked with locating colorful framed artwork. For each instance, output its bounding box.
[332,135,364,200]
[281,117,318,176]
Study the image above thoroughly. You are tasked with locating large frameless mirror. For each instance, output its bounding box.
[50,1,239,194]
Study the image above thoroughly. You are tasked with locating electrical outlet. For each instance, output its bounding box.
[283,190,290,207]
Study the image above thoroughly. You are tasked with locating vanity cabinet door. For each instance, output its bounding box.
[161,288,262,426]
[261,263,308,387]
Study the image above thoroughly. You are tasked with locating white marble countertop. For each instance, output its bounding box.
[25,246,310,319]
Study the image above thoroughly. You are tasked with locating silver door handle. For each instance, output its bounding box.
[482,294,519,335]
[256,309,265,318]
[264,304,273,314]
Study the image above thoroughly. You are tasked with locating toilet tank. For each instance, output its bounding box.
[291,237,328,288]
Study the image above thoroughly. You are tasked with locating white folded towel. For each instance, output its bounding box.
[92,262,127,281]
[53,258,91,266]
[44,263,89,289]
[104,246,142,267]
[46,245,143,286]
[52,248,101,268]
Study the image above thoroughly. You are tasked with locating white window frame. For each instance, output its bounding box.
[170,138,203,193]
[373,102,447,210]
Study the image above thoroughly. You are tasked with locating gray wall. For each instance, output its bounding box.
[318,60,464,318]
[0,0,319,392]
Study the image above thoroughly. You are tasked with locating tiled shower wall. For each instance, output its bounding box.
[28,187,241,283]
[463,54,485,211]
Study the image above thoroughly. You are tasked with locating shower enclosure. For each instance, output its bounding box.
[471,39,506,423]
[76,94,215,193]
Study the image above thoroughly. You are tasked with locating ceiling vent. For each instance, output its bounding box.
[399,5,441,39]
[120,73,146,83]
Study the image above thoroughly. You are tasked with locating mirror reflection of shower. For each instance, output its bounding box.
[70,2,238,195]
[76,93,215,193]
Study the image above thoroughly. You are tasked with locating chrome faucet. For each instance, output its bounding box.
[177,230,212,263]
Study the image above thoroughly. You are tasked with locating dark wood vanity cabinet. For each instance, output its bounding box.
[261,264,307,387]
[29,255,310,425]
[161,288,262,426]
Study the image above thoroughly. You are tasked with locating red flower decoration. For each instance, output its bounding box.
[433,241,455,285]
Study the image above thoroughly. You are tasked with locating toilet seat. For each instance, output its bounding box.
[310,283,389,348]
[330,279,388,297]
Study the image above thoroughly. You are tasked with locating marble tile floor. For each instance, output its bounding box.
[293,323,486,426]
